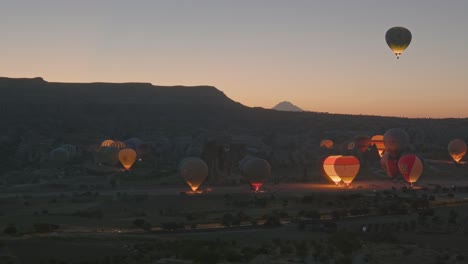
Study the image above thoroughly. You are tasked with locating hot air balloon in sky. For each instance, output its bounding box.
[384,128,410,159]
[371,135,385,157]
[323,155,360,187]
[448,139,467,163]
[101,139,114,147]
[179,157,208,192]
[320,140,334,149]
[119,148,137,170]
[385,26,412,59]
[242,157,271,192]
[398,154,423,187]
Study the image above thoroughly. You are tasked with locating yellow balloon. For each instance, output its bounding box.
[179,157,208,192]
[119,148,137,170]
[323,155,360,186]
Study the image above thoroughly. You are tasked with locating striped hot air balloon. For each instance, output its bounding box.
[398,154,423,187]
[371,135,385,157]
[320,139,334,149]
[323,155,360,187]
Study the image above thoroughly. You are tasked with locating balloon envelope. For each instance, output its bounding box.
[242,158,271,191]
[371,135,385,157]
[380,152,399,178]
[323,155,360,186]
[179,157,208,192]
[448,139,467,163]
[49,147,70,167]
[100,139,114,147]
[384,128,410,159]
[110,141,126,149]
[320,140,334,149]
[398,154,423,184]
[385,26,412,59]
[124,138,143,150]
[119,148,137,170]
[354,135,371,153]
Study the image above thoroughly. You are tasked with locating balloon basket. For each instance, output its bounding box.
[185,190,204,195]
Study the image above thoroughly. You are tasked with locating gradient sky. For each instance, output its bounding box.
[1,0,467,118]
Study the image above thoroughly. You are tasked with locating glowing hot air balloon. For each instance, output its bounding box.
[242,157,271,192]
[110,141,126,149]
[398,154,423,187]
[119,148,137,170]
[371,135,385,157]
[179,157,208,192]
[448,139,467,163]
[320,140,334,149]
[385,26,412,59]
[323,155,360,187]
[101,139,114,147]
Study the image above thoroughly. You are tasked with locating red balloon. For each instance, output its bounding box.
[398,154,423,185]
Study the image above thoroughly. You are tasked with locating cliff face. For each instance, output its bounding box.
[0,76,468,148]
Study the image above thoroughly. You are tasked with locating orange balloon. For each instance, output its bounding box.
[320,140,334,149]
[119,148,137,170]
[100,139,114,147]
[371,135,385,157]
[180,157,208,192]
[323,155,360,186]
[111,141,127,149]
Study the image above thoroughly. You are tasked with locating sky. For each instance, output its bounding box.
[1,0,467,118]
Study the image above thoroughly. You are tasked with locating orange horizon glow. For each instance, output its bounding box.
[1,2,468,119]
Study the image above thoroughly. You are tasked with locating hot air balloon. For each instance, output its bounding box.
[371,135,385,157]
[242,157,271,192]
[179,157,208,192]
[320,140,334,149]
[385,26,412,59]
[95,146,120,166]
[384,128,410,159]
[398,154,423,187]
[354,135,371,153]
[380,152,399,178]
[323,155,360,187]
[49,147,70,167]
[124,137,143,150]
[448,139,467,163]
[119,148,137,170]
[110,141,126,149]
[101,139,114,147]
[60,144,77,158]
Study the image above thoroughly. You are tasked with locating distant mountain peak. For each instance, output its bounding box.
[272,101,303,112]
